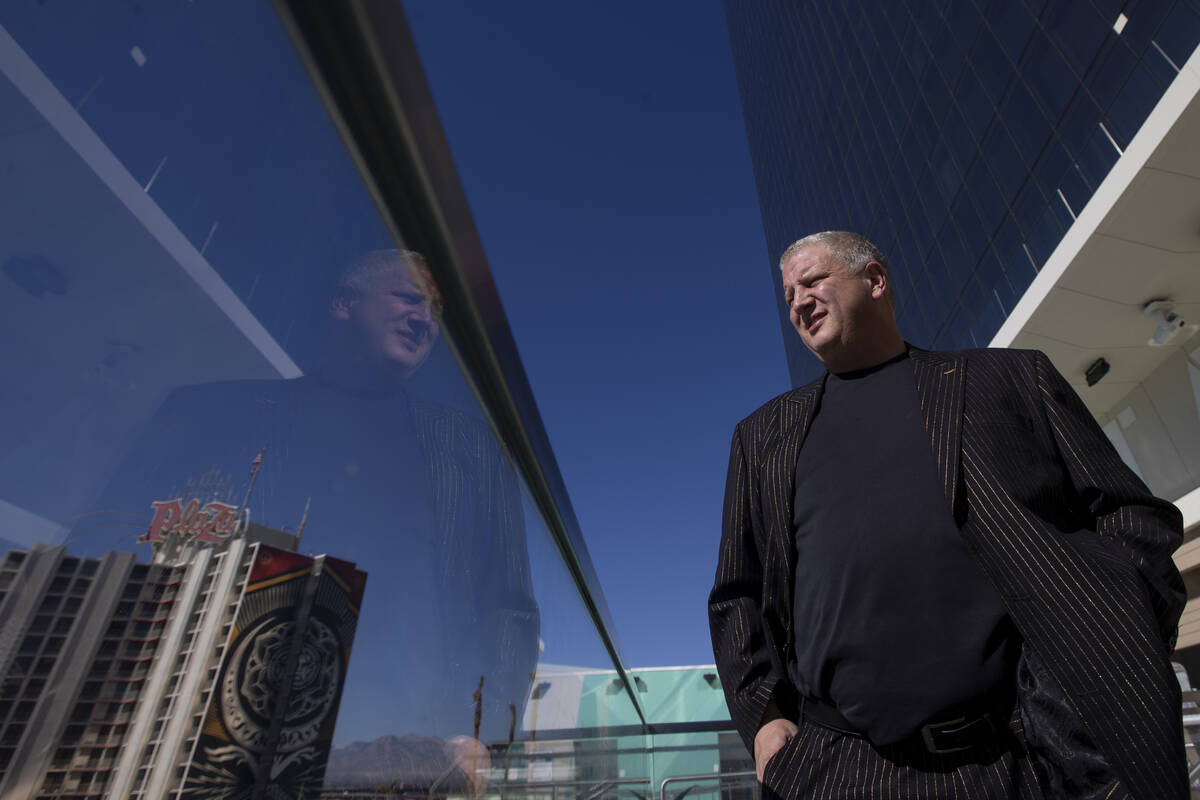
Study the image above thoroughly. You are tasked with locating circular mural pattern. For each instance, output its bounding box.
[220,609,344,752]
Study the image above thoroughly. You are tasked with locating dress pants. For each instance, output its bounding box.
[758,706,1130,800]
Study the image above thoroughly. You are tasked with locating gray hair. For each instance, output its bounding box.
[338,249,443,318]
[779,230,894,306]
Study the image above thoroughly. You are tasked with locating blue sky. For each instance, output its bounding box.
[405,1,793,668]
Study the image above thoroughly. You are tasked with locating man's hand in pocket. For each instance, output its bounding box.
[754,717,799,782]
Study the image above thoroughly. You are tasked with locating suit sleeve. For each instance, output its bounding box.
[1034,350,1185,650]
[709,422,786,755]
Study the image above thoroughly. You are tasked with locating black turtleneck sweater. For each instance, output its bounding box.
[788,350,1019,744]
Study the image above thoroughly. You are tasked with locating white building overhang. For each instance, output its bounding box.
[990,43,1200,520]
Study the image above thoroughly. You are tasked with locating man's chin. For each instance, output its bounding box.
[385,350,432,378]
[800,335,830,361]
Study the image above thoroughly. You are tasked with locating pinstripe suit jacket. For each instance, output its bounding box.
[709,346,1187,799]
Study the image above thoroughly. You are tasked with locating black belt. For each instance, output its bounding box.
[801,693,1011,755]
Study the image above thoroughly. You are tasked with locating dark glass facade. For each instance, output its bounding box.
[724,0,1200,386]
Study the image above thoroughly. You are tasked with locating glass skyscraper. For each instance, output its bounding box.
[724,0,1200,386]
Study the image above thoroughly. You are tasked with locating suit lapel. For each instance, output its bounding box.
[774,380,822,603]
[909,348,966,514]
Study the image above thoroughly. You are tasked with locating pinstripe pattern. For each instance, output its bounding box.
[411,401,540,724]
[709,347,1186,799]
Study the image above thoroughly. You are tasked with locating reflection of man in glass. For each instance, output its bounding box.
[323,249,440,387]
[85,249,538,793]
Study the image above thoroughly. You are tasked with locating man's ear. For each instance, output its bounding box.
[330,284,358,320]
[865,261,887,299]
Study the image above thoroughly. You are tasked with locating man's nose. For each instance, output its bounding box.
[791,290,814,313]
[409,307,433,332]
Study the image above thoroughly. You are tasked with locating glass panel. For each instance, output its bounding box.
[0,5,649,799]
[979,121,1025,205]
[1057,91,1103,164]
[982,0,1037,64]
[1020,32,1077,123]
[991,214,1036,291]
[936,216,971,279]
[1077,122,1122,189]
[951,189,989,265]
[930,133,963,201]
[998,79,1050,161]
[901,16,931,79]
[941,103,979,177]
[1117,0,1173,58]
[1087,36,1138,112]
[1155,2,1200,71]
[1107,62,1166,145]
[944,0,983,58]
[963,150,1008,234]
[1031,137,1072,209]
[954,66,996,142]
[967,26,1014,105]
[1039,0,1110,77]
[920,52,956,124]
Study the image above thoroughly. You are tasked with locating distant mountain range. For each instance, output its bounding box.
[324,734,454,789]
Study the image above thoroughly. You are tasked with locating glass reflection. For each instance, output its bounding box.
[0,4,740,799]
[58,251,538,795]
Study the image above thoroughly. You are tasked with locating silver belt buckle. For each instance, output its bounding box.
[919,716,974,754]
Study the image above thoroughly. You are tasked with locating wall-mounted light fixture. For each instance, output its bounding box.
[1085,357,1110,387]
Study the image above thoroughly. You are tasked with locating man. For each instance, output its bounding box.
[708,231,1186,799]
[84,250,538,795]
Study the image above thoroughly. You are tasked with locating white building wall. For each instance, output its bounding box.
[141,538,252,799]
[107,545,213,799]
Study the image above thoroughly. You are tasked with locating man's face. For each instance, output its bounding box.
[337,266,439,379]
[781,244,880,368]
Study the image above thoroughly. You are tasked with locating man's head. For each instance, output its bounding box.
[328,249,442,381]
[779,231,903,373]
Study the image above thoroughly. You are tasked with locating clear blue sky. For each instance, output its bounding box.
[405,1,793,668]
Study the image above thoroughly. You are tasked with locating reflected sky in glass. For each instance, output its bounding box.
[0,6,640,789]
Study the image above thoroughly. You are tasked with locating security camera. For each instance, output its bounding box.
[1142,299,1191,346]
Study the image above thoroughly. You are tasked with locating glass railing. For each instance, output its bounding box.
[0,2,743,799]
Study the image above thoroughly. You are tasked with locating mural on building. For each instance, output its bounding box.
[181,545,366,799]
